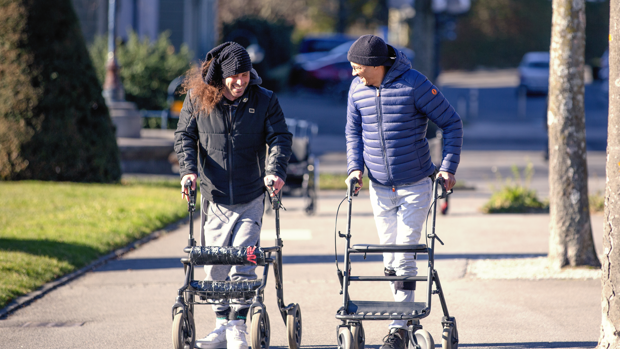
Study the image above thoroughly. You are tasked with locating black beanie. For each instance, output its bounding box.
[203,42,252,87]
[347,35,393,67]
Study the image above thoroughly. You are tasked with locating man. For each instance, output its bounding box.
[174,42,292,349]
[345,35,463,349]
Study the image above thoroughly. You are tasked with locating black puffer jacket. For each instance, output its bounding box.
[174,70,292,205]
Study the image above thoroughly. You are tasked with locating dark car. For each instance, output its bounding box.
[297,34,355,54]
[290,40,415,96]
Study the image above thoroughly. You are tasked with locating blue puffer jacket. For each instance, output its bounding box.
[346,47,463,187]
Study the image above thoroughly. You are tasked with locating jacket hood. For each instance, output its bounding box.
[381,45,411,86]
[249,68,263,86]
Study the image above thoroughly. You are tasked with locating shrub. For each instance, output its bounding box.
[589,192,605,213]
[89,31,191,111]
[481,163,548,213]
[0,0,120,182]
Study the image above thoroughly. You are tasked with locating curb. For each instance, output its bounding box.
[0,216,189,319]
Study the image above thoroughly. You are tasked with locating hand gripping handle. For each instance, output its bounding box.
[347,177,359,199]
[184,179,196,209]
[435,177,452,199]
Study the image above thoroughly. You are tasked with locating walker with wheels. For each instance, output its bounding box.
[333,177,458,349]
[171,180,302,349]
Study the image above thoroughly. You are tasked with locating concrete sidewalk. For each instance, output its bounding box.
[0,186,604,348]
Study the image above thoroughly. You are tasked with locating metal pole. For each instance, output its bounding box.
[103,0,125,103]
[107,0,116,55]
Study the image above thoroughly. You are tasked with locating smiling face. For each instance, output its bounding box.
[222,71,251,100]
[351,63,386,88]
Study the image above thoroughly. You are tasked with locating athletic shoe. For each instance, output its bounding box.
[380,328,406,349]
[226,320,249,349]
[195,319,228,349]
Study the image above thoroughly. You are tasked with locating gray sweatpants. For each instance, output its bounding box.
[369,177,432,330]
[200,194,264,313]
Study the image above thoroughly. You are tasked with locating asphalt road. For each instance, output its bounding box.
[0,192,603,349]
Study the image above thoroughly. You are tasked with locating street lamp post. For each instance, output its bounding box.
[102,0,125,102]
[102,0,141,138]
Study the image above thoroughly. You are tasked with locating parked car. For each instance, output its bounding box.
[298,34,355,54]
[518,52,550,95]
[290,40,415,96]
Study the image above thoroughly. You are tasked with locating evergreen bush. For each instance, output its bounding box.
[0,0,120,182]
[89,31,191,111]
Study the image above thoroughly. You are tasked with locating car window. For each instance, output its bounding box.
[527,61,549,69]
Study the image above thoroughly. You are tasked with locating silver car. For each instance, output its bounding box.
[518,52,550,95]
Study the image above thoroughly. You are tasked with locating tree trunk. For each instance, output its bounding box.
[547,0,600,268]
[410,0,435,81]
[596,0,620,346]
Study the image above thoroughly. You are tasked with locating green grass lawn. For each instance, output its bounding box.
[0,179,190,309]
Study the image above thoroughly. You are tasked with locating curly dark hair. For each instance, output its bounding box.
[180,58,223,115]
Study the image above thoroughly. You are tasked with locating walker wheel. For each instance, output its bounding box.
[171,308,195,349]
[350,322,365,349]
[337,327,353,349]
[286,304,302,349]
[251,308,271,349]
[442,320,459,349]
[409,329,434,349]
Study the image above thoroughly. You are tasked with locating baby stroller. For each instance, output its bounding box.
[267,118,319,215]
[333,177,458,349]
[171,180,303,349]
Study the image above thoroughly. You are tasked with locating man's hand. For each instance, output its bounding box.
[345,170,363,195]
[180,173,197,202]
[437,171,456,191]
[264,175,285,197]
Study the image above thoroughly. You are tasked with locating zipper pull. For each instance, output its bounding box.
[392,186,395,192]
[376,88,380,97]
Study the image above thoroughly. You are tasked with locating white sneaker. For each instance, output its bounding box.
[196,319,228,349]
[226,320,249,349]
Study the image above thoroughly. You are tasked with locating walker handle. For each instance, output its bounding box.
[436,177,452,199]
[184,179,196,210]
[347,177,359,199]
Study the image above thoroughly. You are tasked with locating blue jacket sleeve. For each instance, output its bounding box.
[345,82,365,175]
[173,92,199,177]
[412,75,463,174]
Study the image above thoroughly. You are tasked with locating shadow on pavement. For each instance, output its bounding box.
[275,343,597,349]
[94,253,547,271]
[456,342,598,348]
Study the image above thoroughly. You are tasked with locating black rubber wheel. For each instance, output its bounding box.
[408,329,434,349]
[337,327,353,349]
[286,304,302,349]
[350,323,365,349]
[251,308,271,349]
[442,321,459,349]
[171,308,195,349]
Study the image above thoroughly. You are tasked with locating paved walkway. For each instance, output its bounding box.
[0,185,604,348]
